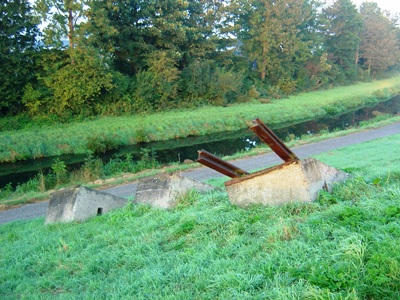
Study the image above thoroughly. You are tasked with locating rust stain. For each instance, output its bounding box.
[196,118,299,179]
[196,150,249,178]
[250,118,299,162]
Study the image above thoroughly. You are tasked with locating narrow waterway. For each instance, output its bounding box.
[1,96,399,188]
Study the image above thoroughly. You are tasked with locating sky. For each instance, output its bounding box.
[351,0,400,15]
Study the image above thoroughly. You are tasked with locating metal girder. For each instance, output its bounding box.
[196,150,249,178]
[250,118,299,162]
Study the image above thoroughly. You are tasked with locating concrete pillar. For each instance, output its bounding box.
[135,173,215,209]
[45,186,128,224]
[225,158,348,207]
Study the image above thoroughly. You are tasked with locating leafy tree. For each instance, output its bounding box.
[31,0,122,117]
[86,0,189,75]
[133,51,181,111]
[0,0,39,115]
[180,59,214,105]
[323,0,363,82]
[233,0,318,91]
[359,2,400,76]
[180,0,234,66]
[85,0,241,109]
[86,0,232,74]
[35,0,87,51]
[22,47,116,117]
[46,48,116,116]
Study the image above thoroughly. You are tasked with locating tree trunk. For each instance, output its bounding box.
[68,8,75,64]
[355,44,359,65]
[261,44,267,81]
[261,61,266,81]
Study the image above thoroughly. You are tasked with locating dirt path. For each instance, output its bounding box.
[1,122,399,225]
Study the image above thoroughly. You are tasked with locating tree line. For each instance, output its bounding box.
[1,0,399,119]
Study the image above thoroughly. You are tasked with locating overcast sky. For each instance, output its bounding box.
[351,0,400,15]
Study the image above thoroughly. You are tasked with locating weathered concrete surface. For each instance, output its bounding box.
[225,158,348,207]
[45,186,128,224]
[135,173,215,209]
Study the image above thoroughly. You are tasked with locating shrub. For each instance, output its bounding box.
[86,134,119,154]
[51,158,67,185]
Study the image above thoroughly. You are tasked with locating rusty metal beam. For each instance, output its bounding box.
[196,150,249,178]
[250,118,299,162]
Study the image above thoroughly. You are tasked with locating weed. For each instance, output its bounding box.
[0,183,13,198]
[80,156,103,182]
[176,190,200,209]
[51,158,67,185]
[317,190,339,206]
[37,171,46,192]
[86,134,119,154]
[136,148,159,170]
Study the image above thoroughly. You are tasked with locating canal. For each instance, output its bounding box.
[1,96,399,188]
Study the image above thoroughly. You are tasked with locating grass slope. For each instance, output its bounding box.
[0,134,399,299]
[1,76,400,163]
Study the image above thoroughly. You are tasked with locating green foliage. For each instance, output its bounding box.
[208,67,246,105]
[180,60,248,106]
[47,50,116,117]
[0,149,162,202]
[78,156,104,182]
[359,2,400,75]
[103,155,136,176]
[3,0,400,119]
[132,51,181,111]
[324,0,363,82]
[86,134,119,154]
[136,148,159,170]
[180,59,214,105]
[234,0,318,85]
[51,158,67,185]
[0,0,39,114]
[34,0,87,49]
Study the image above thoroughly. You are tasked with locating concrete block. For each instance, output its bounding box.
[135,173,215,209]
[45,186,129,224]
[225,158,348,207]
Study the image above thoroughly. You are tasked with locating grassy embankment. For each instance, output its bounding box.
[1,133,399,299]
[1,76,400,163]
[1,76,399,208]
[1,112,399,209]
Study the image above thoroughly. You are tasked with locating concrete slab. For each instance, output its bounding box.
[45,186,129,224]
[135,173,215,209]
[225,158,348,207]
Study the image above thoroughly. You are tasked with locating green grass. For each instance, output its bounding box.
[1,114,399,208]
[1,76,400,163]
[1,133,400,299]
[0,152,160,208]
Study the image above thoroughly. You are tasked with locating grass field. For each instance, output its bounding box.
[1,76,400,163]
[1,133,399,299]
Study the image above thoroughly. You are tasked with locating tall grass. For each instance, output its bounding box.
[0,151,160,207]
[1,76,400,163]
[1,132,400,299]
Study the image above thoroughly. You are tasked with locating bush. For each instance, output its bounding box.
[80,156,103,182]
[133,51,180,111]
[86,134,119,154]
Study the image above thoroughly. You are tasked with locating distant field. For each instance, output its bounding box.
[1,133,399,299]
[1,76,400,163]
